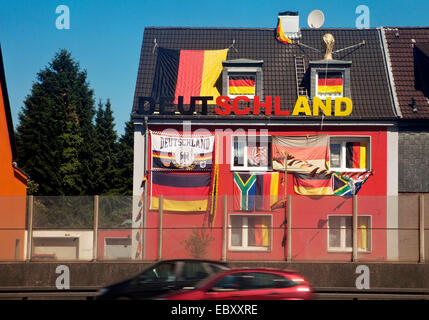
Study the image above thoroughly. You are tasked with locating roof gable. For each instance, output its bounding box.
[383,27,429,119]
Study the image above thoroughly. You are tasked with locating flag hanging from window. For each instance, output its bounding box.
[253,216,270,247]
[151,47,228,105]
[228,75,256,95]
[346,142,367,169]
[317,72,343,95]
[233,172,279,211]
[150,171,211,212]
[272,135,330,175]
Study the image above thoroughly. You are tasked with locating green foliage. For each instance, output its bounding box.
[15,49,95,195]
[15,49,135,197]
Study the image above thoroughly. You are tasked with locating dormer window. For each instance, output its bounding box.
[309,60,351,101]
[316,71,344,99]
[228,73,256,98]
[222,59,263,100]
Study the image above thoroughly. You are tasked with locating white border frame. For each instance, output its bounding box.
[228,214,273,252]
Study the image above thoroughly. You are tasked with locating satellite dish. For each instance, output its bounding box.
[308,10,325,28]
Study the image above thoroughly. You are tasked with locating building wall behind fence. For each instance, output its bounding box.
[140,125,388,262]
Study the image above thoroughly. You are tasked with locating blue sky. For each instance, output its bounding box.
[1,0,428,135]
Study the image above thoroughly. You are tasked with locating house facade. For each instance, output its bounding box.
[381,27,429,261]
[131,26,400,262]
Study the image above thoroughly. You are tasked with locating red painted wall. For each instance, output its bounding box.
[143,125,387,262]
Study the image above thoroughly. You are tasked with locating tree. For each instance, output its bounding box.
[114,115,134,195]
[15,49,96,195]
[92,99,119,195]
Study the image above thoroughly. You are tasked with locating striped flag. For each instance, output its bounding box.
[150,171,211,212]
[151,47,228,105]
[253,216,270,247]
[228,75,256,95]
[293,173,333,195]
[346,142,367,169]
[276,17,293,44]
[318,72,343,95]
[233,172,279,211]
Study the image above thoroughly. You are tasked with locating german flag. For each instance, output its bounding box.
[346,142,367,169]
[228,75,255,95]
[150,171,211,212]
[293,173,333,195]
[317,72,343,95]
[253,216,270,247]
[151,47,228,105]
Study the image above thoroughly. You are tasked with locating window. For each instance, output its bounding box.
[327,215,371,252]
[316,71,344,99]
[329,137,370,172]
[229,215,271,251]
[222,59,264,103]
[309,61,351,101]
[138,262,176,283]
[178,262,209,281]
[227,73,256,98]
[231,135,272,171]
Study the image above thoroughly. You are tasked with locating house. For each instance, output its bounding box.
[130,20,400,262]
[0,45,28,261]
[381,27,429,261]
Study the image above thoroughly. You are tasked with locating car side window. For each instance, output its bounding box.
[242,272,295,290]
[178,262,209,281]
[138,262,176,283]
[211,274,243,291]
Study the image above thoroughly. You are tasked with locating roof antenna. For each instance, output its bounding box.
[228,39,238,53]
[152,38,158,54]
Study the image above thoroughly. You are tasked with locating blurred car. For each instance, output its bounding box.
[159,268,314,300]
[96,259,230,300]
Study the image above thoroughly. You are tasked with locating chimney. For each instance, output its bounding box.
[278,11,301,40]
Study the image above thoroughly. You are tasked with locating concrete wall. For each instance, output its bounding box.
[0,262,428,290]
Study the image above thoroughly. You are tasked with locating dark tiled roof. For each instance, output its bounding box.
[132,27,396,120]
[383,27,429,119]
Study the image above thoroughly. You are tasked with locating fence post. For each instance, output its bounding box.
[158,195,163,261]
[352,195,358,262]
[93,195,99,261]
[26,195,34,261]
[222,195,227,262]
[287,195,292,261]
[419,194,425,263]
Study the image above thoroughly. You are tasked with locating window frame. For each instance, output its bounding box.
[329,136,371,172]
[228,214,272,252]
[327,214,372,253]
[230,135,272,172]
[315,70,345,100]
[227,72,257,100]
